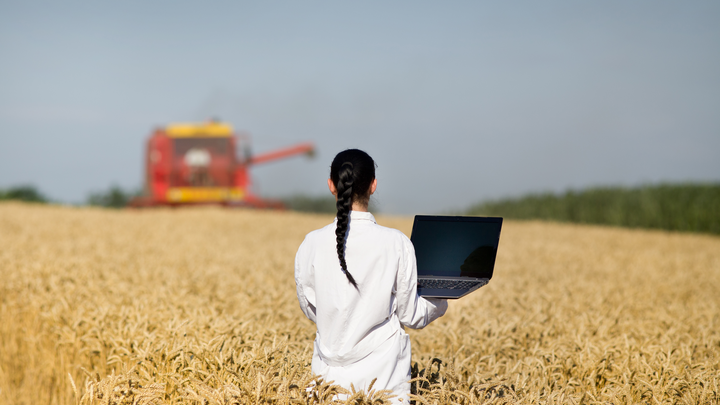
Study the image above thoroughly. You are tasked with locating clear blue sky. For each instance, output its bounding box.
[1,1,718,214]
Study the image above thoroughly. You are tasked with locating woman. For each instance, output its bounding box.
[295,149,448,403]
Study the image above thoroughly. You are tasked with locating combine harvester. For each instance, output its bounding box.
[130,121,314,208]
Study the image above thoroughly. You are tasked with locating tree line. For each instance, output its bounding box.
[3,182,719,235]
[467,183,720,235]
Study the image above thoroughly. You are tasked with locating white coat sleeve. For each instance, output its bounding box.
[395,235,448,329]
[295,237,317,324]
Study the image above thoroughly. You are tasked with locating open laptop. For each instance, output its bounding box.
[410,215,503,299]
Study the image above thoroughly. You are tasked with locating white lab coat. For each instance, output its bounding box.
[295,211,448,403]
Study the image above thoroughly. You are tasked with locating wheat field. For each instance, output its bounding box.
[0,202,718,404]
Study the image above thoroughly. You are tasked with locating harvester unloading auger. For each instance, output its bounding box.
[130,121,314,208]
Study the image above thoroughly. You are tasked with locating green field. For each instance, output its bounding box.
[468,183,720,235]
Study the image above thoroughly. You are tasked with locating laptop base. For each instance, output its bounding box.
[417,277,489,299]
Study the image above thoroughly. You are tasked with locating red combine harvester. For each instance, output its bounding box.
[130,121,314,208]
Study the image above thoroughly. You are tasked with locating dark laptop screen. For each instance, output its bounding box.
[410,216,502,278]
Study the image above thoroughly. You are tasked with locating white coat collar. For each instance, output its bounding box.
[333,211,377,224]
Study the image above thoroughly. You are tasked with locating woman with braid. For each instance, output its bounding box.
[295,149,448,403]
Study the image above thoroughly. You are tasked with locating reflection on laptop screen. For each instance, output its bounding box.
[411,217,502,278]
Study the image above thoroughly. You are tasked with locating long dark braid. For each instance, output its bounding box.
[335,162,357,288]
[330,149,376,290]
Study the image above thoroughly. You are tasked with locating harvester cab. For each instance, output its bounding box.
[131,121,314,208]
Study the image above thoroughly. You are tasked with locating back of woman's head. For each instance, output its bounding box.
[330,149,376,206]
[330,149,376,290]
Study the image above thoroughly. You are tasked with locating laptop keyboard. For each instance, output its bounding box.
[417,279,486,290]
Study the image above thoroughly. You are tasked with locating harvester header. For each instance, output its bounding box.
[131,121,314,208]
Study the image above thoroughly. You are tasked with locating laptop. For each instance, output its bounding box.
[410,215,503,299]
